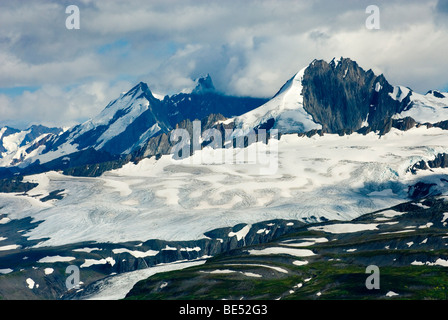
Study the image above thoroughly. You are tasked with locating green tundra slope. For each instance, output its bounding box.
[125,197,448,300]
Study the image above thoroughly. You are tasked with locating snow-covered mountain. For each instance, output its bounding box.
[2,57,448,179]
[230,57,448,136]
[2,57,448,300]
[392,88,448,124]
[41,81,167,159]
[232,67,322,135]
[0,125,62,168]
[0,76,267,177]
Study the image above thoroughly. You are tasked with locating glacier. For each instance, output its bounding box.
[1,125,448,248]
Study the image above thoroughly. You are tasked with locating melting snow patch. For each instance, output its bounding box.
[229,225,251,241]
[442,213,448,223]
[380,230,415,235]
[0,268,13,274]
[203,269,262,278]
[375,82,382,92]
[38,256,75,263]
[413,202,430,209]
[76,260,205,300]
[308,223,378,234]
[0,244,21,251]
[81,257,116,268]
[112,248,159,258]
[242,272,262,278]
[411,259,448,267]
[248,247,315,257]
[257,228,270,235]
[0,217,11,224]
[26,278,36,289]
[161,245,177,251]
[73,247,101,253]
[180,247,201,252]
[44,268,54,275]
[432,258,448,267]
[282,237,328,247]
[378,210,406,218]
[206,269,235,274]
[160,282,168,289]
[225,263,288,274]
[386,291,399,297]
[293,260,309,266]
[418,223,433,229]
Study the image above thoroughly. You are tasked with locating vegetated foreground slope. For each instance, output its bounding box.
[125,196,448,300]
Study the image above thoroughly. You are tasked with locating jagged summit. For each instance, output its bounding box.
[2,57,448,178]
[120,81,155,100]
[426,90,446,98]
[231,57,448,136]
[192,74,215,94]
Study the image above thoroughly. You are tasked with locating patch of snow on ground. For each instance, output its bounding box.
[26,278,36,289]
[308,223,378,234]
[112,248,159,258]
[81,257,116,268]
[44,268,54,275]
[0,268,13,274]
[37,256,75,263]
[83,260,206,300]
[248,247,315,257]
[0,244,21,251]
[225,263,289,274]
[386,291,399,297]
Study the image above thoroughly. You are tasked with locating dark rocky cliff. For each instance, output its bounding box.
[302,58,410,134]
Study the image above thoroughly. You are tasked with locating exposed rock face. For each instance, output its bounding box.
[408,182,440,199]
[192,74,215,94]
[133,113,232,161]
[160,91,266,129]
[0,79,266,178]
[301,58,409,134]
[409,153,448,175]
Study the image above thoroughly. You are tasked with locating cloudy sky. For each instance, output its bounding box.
[1,0,447,129]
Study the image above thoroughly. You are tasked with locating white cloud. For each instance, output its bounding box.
[0,80,132,129]
[0,0,447,128]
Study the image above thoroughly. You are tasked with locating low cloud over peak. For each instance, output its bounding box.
[1,0,447,128]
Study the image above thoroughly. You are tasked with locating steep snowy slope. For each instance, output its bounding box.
[0,125,62,167]
[0,76,266,176]
[392,89,448,124]
[41,82,168,159]
[229,58,448,136]
[232,67,322,134]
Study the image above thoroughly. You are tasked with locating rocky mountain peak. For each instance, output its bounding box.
[300,57,406,133]
[192,74,215,94]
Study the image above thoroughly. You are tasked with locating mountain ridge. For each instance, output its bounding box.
[1,57,448,179]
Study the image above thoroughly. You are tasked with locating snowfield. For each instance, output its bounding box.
[232,67,322,135]
[1,126,448,248]
[83,260,206,300]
